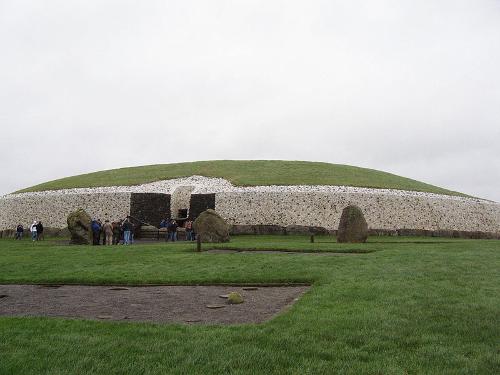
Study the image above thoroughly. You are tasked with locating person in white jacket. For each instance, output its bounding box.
[30,220,38,241]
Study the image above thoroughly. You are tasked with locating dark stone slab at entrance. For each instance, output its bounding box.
[130,193,170,227]
[189,194,215,220]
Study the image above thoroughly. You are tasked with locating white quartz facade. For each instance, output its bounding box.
[0,192,131,229]
[215,191,500,232]
[1,176,499,233]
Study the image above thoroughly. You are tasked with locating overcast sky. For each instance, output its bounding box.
[1,0,499,201]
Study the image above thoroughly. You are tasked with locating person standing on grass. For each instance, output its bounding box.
[168,219,178,242]
[103,220,113,245]
[97,219,103,245]
[15,224,24,240]
[36,221,44,241]
[112,221,121,245]
[30,220,37,241]
[185,219,193,241]
[166,219,172,241]
[122,218,133,245]
[101,219,107,245]
[91,220,100,245]
[130,221,135,244]
[163,219,170,242]
[191,216,197,241]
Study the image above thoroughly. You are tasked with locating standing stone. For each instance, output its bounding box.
[193,209,230,243]
[337,205,368,243]
[67,208,92,245]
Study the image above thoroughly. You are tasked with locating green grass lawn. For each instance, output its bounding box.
[17,160,467,196]
[1,235,498,374]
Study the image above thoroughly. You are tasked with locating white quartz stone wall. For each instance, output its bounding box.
[1,176,499,233]
[0,193,131,229]
[215,191,500,232]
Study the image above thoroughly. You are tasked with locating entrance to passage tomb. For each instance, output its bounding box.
[130,193,170,227]
[171,186,196,222]
[189,194,216,220]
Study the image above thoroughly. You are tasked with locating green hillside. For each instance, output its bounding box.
[16,160,466,196]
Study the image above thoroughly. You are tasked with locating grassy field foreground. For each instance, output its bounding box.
[0,235,499,374]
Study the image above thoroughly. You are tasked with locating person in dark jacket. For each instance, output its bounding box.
[112,222,121,245]
[130,222,135,244]
[91,220,101,245]
[122,218,133,245]
[15,224,24,240]
[167,219,178,242]
[36,221,44,241]
[97,219,105,245]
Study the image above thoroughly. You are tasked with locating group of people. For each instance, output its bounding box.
[15,221,44,241]
[159,218,195,241]
[91,217,134,246]
[13,216,196,243]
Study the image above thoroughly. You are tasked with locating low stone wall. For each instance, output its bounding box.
[215,191,500,233]
[0,192,131,230]
[228,225,500,239]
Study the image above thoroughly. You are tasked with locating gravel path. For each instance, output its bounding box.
[0,284,309,325]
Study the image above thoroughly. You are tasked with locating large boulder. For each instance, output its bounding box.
[337,205,368,243]
[67,209,92,245]
[193,209,230,243]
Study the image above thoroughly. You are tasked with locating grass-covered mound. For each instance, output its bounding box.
[17,160,466,196]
